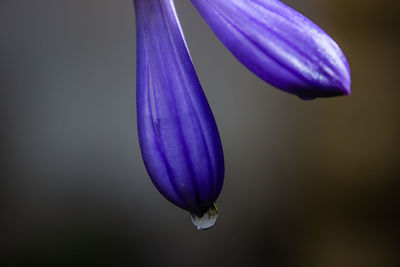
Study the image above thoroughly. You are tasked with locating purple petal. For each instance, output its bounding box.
[134,0,224,216]
[191,0,351,99]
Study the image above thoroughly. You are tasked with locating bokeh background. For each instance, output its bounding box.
[1,0,399,266]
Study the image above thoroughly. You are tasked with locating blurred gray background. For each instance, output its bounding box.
[0,0,399,266]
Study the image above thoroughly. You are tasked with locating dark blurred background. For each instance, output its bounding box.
[0,0,399,266]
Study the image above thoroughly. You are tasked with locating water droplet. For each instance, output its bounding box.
[191,204,218,230]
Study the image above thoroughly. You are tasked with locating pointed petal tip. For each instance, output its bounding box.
[336,65,352,96]
[299,62,352,100]
[343,88,351,96]
[343,82,352,96]
[335,74,352,97]
[296,77,351,100]
[331,79,352,97]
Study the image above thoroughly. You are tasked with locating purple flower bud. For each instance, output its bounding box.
[133,0,351,228]
[134,0,224,220]
[191,0,351,99]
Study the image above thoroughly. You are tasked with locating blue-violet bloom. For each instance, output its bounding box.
[134,0,351,228]
[135,0,224,227]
